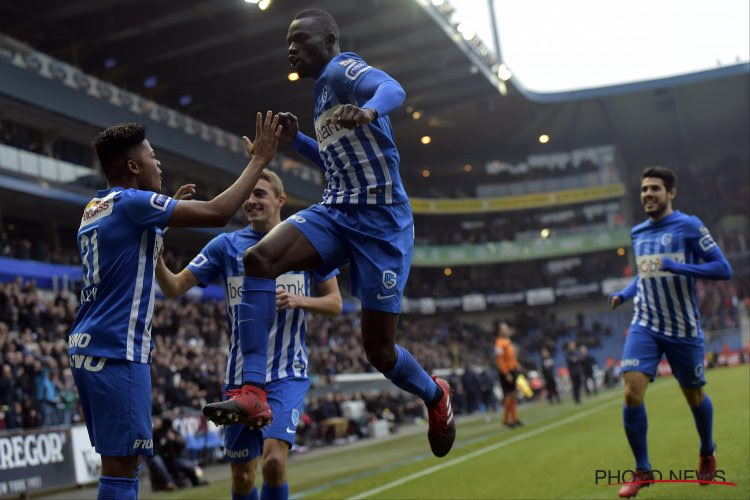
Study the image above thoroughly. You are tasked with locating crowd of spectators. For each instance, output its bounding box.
[405,250,627,297]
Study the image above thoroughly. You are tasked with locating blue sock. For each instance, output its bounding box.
[133,463,142,499]
[384,345,438,404]
[690,394,715,455]
[623,404,650,471]
[232,486,259,500]
[97,476,136,500]
[261,482,288,500]
[239,277,276,385]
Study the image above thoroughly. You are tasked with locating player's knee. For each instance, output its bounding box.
[681,387,704,408]
[242,247,275,278]
[231,462,257,495]
[262,453,286,485]
[623,383,644,406]
[363,342,397,373]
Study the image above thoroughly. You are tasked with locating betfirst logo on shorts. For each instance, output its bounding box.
[636,252,685,278]
[0,432,67,470]
[132,439,153,450]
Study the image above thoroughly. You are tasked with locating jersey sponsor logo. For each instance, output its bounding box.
[636,252,685,278]
[225,448,249,459]
[80,194,115,228]
[227,276,243,307]
[277,273,306,297]
[314,106,349,149]
[68,333,92,348]
[345,60,371,80]
[382,270,397,290]
[132,439,153,450]
[69,355,107,372]
[0,431,67,470]
[149,193,171,211]
[660,233,672,247]
[288,214,307,224]
[621,358,640,367]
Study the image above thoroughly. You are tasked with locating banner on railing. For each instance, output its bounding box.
[412,228,631,266]
[410,183,625,215]
[0,427,75,497]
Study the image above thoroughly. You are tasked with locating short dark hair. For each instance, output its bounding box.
[92,123,146,180]
[294,8,340,39]
[641,166,676,191]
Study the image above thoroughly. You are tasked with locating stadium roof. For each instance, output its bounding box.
[1,0,747,179]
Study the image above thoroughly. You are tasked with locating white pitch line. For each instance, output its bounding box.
[348,395,627,499]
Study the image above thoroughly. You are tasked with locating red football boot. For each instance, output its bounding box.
[618,470,652,498]
[698,449,717,485]
[202,385,272,428]
[427,376,456,457]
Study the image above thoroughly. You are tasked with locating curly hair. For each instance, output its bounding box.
[92,123,146,180]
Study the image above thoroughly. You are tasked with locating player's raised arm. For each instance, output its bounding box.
[659,218,733,280]
[276,275,342,316]
[328,68,406,130]
[168,111,281,228]
[155,257,199,298]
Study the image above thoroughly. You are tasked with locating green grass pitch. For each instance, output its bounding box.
[146,364,749,499]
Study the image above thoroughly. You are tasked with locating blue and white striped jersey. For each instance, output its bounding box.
[69,188,176,363]
[187,226,337,385]
[630,211,721,338]
[312,52,407,205]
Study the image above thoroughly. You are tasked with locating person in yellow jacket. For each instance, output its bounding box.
[494,322,522,428]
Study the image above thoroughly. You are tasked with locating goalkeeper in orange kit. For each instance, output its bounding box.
[494,322,522,427]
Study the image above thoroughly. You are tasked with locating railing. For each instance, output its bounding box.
[0,143,102,188]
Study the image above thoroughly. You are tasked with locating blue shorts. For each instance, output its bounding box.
[71,357,153,456]
[621,325,706,388]
[285,202,413,313]
[223,377,310,463]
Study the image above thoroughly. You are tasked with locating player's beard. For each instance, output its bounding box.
[643,198,667,218]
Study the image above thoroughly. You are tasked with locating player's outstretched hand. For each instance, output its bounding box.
[277,112,299,144]
[327,104,376,130]
[276,289,303,311]
[173,184,196,201]
[243,111,282,164]
[609,294,621,310]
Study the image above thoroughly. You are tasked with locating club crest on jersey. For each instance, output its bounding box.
[660,233,672,247]
[150,193,171,211]
[292,409,299,426]
[382,270,397,290]
[345,61,371,80]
